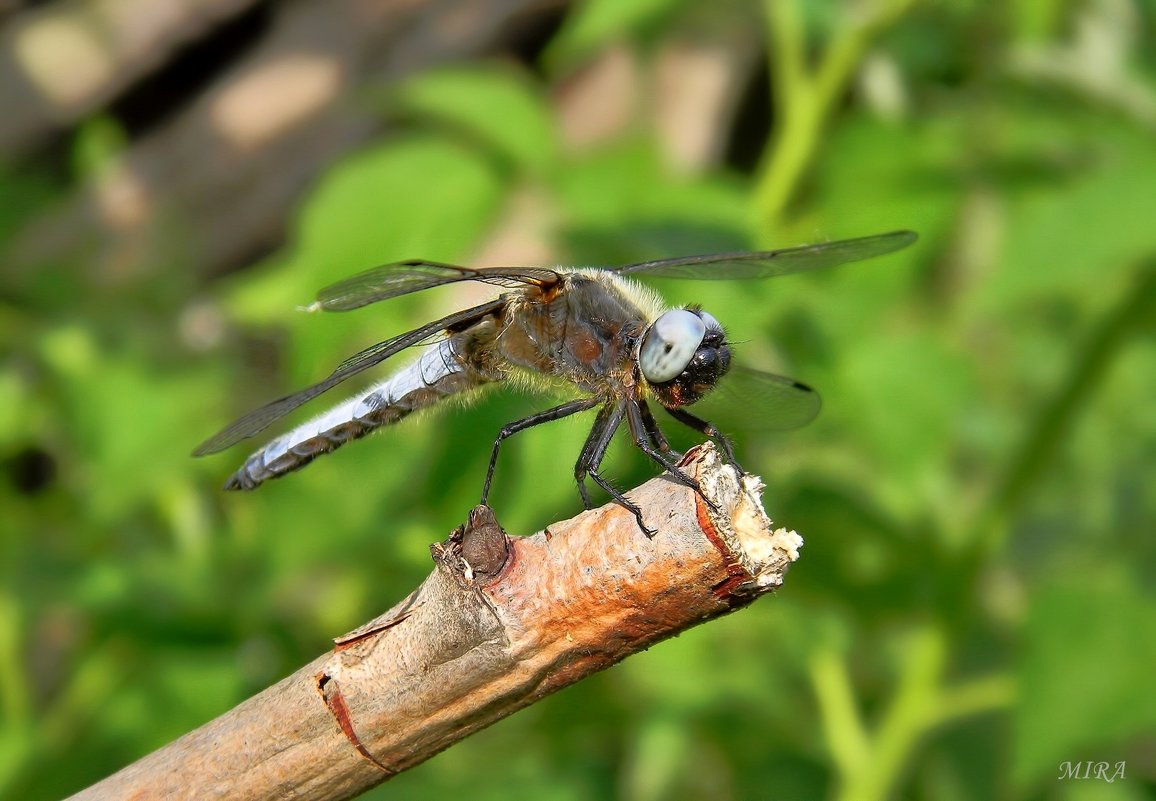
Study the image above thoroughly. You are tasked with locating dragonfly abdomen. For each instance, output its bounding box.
[224,339,487,490]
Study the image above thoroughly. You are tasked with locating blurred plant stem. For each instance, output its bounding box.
[812,625,1013,801]
[752,0,914,237]
[976,263,1156,555]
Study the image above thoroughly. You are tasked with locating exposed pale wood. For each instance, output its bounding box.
[67,444,803,801]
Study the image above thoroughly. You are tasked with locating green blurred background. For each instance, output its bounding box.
[2,0,1155,798]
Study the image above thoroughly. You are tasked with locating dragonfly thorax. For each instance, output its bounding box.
[640,308,731,408]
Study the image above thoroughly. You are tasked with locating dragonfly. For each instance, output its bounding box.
[194,230,917,534]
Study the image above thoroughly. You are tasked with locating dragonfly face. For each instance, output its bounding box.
[194,230,917,534]
[639,308,732,407]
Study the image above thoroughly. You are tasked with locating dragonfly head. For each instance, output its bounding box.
[639,308,731,407]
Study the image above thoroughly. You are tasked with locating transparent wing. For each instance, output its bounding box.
[616,230,916,280]
[315,260,561,312]
[689,366,822,433]
[192,298,505,455]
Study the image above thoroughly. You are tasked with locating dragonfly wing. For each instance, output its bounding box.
[192,297,505,455]
[616,230,916,280]
[688,366,822,433]
[315,261,561,311]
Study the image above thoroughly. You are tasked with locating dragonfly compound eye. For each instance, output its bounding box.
[640,309,706,383]
[699,310,722,332]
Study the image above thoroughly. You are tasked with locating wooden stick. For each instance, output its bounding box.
[67,444,803,801]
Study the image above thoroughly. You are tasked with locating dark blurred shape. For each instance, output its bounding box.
[111,1,274,138]
[504,0,569,72]
[6,444,55,494]
[724,50,772,173]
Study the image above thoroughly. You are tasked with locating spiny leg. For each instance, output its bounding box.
[481,397,600,504]
[573,402,655,536]
[625,400,717,512]
[664,407,743,474]
[574,402,624,511]
[586,469,655,537]
[636,398,680,459]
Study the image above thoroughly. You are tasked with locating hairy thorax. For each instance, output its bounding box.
[495,272,655,397]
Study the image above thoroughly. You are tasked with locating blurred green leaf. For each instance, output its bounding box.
[392,66,558,177]
[47,347,206,521]
[557,141,749,265]
[987,117,1156,311]
[839,332,975,482]
[230,134,506,323]
[547,0,686,65]
[812,114,961,247]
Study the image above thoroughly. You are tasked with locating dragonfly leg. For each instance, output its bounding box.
[636,399,681,460]
[481,397,600,504]
[574,401,657,536]
[573,401,624,510]
[586,468,655,537]
[627,401,718,512]
[664,407,743,475]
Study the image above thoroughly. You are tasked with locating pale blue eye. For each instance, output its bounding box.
[700,311,722,332]
[639,310,706,383]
